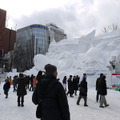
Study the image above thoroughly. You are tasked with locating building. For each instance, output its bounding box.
[15,23,67,71]
[47,23,67,42]
[16,23,67,56]
[17,24,49,55]
[0,9,16,68]
[14,24,49,71]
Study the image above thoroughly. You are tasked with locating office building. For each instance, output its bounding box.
[0,8,16,68]
[15,23,67,71]
[17,24,49,55]
[47,23,67,42]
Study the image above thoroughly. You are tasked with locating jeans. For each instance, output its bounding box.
[96,91,100,102]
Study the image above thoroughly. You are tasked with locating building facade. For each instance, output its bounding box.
[47,23,67,42]
[0,9,16,69]
[14,24,49,71]
[14,23,67,71]
[17,24,49,55]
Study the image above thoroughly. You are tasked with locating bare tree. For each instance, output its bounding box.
[7,35,35,72]
[103,24,120,33]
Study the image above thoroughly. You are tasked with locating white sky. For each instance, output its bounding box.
[0,0,120,38]
[0,0,69,17]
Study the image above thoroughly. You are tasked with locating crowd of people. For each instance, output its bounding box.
[2,64,110,120]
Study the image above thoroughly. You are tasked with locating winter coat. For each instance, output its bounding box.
[32,76,70,120]
[3,81,10,91]
[73,78,79,90]
[13,78,18,86]
[79,79,87,96]
[62,78,67,84]
[36,74,45,82]
[17,77,27,96]
[98,77,107,95]
[68,78,74,94]
[33,78,37,88]
[96,76,104,91]
[30,76,33,86]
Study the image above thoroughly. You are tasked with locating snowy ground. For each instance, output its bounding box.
[0,83,120,120]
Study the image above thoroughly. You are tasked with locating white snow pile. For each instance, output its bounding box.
[24,29,120,85]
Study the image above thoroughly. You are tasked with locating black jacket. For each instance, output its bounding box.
[3,81,10,91]
[68,78,74,94]
[32,76,70,120]
[73,78,79,90]
[96,77,100,91]
[17,77,27,96]
[98,77,107,95]
[79,79,87,96]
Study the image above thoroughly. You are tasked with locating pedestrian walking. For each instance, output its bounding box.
[73,76,79,95]
[67,75,74,97]
[96,73,103,102]
[17,74,27,107]
[3,79,10,98]
[13,76,18,92]
[29,74,34,91]
[98,75,109,108]
[62,76,67,92]
[36,71,45,82]
[77,73,88,107]
[33,76,37,91]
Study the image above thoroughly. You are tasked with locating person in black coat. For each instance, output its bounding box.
[77,73,88,106]
[17,74,27,107]
[25,76,30,89]
[29,74,34,91]
[36,71,46,83]
[96,73,103,102]
[73,76,79,95]
[3,79,10,98]
[67,75,74,97]
[32,64,70,120]
[98,75,109,108]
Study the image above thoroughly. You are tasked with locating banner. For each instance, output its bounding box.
[86,70,108,78]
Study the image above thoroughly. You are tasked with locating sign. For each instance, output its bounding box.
[86,70,108,78]
[112,74,120,85]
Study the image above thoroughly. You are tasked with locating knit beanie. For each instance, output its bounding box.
[44,64,57,76]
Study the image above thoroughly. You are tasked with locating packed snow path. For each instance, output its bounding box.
[0,84,120,120]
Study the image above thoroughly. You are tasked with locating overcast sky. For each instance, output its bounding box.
[0,0,120,38]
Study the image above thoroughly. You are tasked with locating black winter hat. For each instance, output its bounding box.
[44,64,57,76]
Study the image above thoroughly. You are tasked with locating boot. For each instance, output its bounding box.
[70,95,74,97]
[76,102,79,105]
[77,96,81,105]
[18,102,20,107]
[99,106,104,108]
[84,104,88,107]
[84,97,88,107]
[21,102,24,107]
[105,104,109,107]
